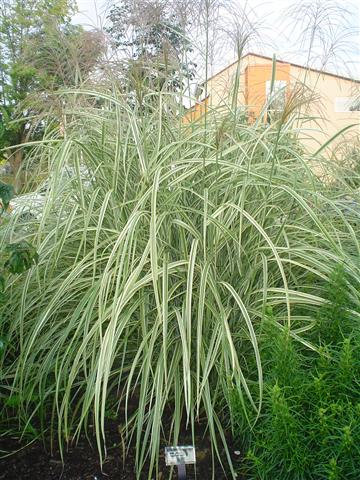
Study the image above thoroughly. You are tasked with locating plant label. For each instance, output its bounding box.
[165,446,196,466]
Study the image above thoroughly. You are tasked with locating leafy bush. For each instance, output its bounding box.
[0,181,14,213]
[232,264,360,479]
[1,90,360,478]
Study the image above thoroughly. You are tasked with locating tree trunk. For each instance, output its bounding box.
[8,148,23,194]
[8,131,25,194]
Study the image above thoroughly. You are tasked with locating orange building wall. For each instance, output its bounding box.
[245,63,290,121]
[183,97,209,123]
[184,61,291,124]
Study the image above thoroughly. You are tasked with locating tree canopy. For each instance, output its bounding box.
[0,0,104,185]
[106,0,195,97]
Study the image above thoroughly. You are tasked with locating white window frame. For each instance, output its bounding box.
[266,80,287,111]
[334,97,360,113]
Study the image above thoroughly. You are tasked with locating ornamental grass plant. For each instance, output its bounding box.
[1,87,360,478]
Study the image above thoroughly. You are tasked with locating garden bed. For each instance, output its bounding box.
[0,421,239,479]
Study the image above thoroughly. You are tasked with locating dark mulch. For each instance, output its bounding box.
[0,421,242,479]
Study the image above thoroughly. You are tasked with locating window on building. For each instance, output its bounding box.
[334,97,360,112]
[266,80,287,122]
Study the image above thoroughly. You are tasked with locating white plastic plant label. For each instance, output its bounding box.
[165,446,196,466]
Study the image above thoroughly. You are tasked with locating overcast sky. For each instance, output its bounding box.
[73,0,360,80]
[73,0,110,28]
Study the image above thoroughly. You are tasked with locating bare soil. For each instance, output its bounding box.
[0,421,241,479]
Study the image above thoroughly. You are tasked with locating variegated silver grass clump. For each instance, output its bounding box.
[1,88,360,479]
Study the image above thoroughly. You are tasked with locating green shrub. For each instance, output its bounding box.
[232,265,360,479]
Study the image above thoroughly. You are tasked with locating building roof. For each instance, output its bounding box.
[206,52,360,85]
